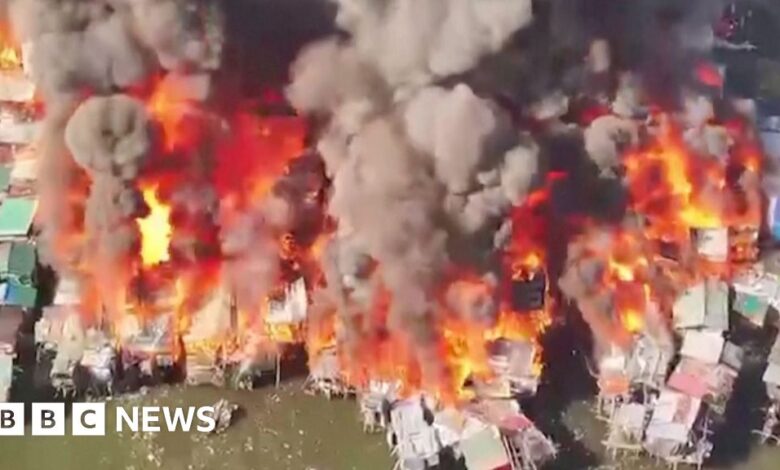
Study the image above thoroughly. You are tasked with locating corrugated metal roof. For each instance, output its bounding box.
[8,242,35,277]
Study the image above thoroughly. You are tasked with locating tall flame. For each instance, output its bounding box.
[137,185,172,267]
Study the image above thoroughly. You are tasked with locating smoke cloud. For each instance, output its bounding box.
[288,0,539,386]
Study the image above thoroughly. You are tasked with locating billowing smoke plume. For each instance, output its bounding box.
[287,0,539,386]
[288,0,768,380]
[64,94,153,319]
[9,0,225,313]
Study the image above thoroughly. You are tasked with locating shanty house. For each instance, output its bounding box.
[388,397,442,469]
[625,334,672,390]
[487,338,539,396]
[0,241,37,309]
[596,345,630,418]
[500,414,557,469]
[0,69,36,104]
[644,389,703,459]
[359,380,399,432]
[121,312,176,379]
[732,267,779,327]
[667,358,737,415]
[679,330,725,365]
[510,269,547,311]
[0,306,23,401]
[36,306,85,396]
[603,402,647,459]
[672,278,729,331]
[763,335,780,402]
[305,346,350,398]
[264,277,308,346]
[181,288,233,386]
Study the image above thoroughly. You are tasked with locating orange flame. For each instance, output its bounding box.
[146,78,191,151]
[624,124,722,241]
[0,25,22,71]
[137,185,172,267]
[624,115,762,248]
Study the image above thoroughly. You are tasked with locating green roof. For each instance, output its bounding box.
[8,243,35,279]
[0,198,36,237]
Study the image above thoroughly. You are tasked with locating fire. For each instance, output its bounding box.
[137,185,172,267]
[0,46,20,70]
[215,113,307,206]
[306,314,338,361]
[624,124,723,241]
[621,308,645,334]
[0,25,21,70]
[267,323,301,343]
[624,115,762,249]
[146,78,191,151]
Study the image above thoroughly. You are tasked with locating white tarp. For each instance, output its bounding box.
[680,330,724,365]
[673,283,705,329]
[673,279,728,331]
[10,155,38,182]
[0,73,35,103]
[0,119,39,145]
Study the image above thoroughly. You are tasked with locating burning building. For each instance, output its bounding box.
[4,0,780,468]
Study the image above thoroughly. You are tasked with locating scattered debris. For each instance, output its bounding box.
[210,399,239,435]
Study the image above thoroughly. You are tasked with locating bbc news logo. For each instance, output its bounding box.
[0,403,217,436]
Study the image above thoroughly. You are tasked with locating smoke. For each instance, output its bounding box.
[64,94,153,319]
[331,0,533,89]
[8,0,226,319]
[584,115,639,176]
[287,0,741,386]
[8,0,222,257]
[6,0,766,394]
[287,0,539,386]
